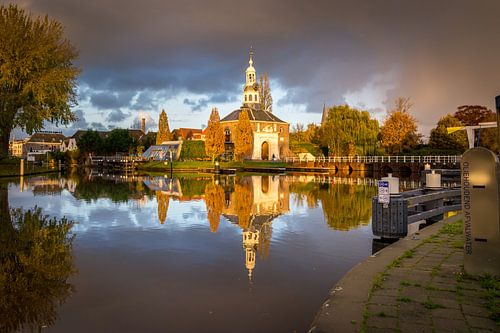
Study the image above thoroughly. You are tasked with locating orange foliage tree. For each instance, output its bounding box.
[234,110,253,161]
[156,109,172,145]
[204,107,225,162]
[380,97,421,154]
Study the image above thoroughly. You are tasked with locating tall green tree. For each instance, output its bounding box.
[259,72,273,112]
[156,109,172,144]
[0,5,79,158]
[380,97,421,154]
[429,114,467,153]
[234,110,253,161]
[77,130,104,155]
[320,105,379,155]
[204,107,225,162]
[104,129,135,154]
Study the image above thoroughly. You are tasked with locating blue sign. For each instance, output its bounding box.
[378,180,390,205]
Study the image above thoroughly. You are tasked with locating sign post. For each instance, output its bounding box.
[378,180,390,208]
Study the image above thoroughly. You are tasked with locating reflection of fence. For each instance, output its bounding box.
[372,188,461,238]
[284,155,462,164]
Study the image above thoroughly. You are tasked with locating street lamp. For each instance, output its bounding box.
[168,146,175,178]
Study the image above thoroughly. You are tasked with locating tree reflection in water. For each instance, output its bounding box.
[156,190,170,224]
[204,180,225,233]
[0,184,75,333]
[290,181,377,231]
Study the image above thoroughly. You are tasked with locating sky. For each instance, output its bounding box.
[5,0,500,139]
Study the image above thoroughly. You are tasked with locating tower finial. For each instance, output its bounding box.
[249,46,254,66]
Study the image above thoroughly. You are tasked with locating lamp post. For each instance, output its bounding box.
[496,95,500,148]
[168,147,174,178]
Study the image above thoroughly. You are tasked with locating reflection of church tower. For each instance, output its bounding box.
[242,229,260,281]
[243,48,260,109]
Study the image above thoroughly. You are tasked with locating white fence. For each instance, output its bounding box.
[284,155,462,164]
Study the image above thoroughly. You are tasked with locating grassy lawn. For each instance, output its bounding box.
[290,140,322,156]
[0,158,57,177]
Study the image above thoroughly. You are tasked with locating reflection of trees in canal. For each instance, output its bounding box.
[74,177,151,202]
[155,190,170,224]
[0,184,75,332]
[290,182,377,231]
[204,181,224,233]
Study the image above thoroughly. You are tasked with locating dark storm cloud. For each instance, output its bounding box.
[13,0,500,133]
[184,93,238,112]
[106,109,129,123]
[90,91,134,110]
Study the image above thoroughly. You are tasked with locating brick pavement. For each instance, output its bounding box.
[364,220,499,332]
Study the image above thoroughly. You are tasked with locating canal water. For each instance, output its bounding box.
[2,173,380,333]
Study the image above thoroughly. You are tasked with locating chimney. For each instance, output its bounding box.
[141,118,146,133]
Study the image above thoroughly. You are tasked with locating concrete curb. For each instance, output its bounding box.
[308,213,463,333]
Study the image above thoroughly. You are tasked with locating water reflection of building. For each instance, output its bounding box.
[221,175,290,281]
[22,176,78,195]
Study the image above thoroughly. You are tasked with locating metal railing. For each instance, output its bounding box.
[284,155,462,164]
[90,155,145,163]
[372,188,462,238]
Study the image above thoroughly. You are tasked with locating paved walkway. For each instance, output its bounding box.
[309,215,499,333]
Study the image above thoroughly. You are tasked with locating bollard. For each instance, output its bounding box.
[426,170,441,189]
[381,173,399,194]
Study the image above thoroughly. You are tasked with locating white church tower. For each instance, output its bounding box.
[243,48,260,108]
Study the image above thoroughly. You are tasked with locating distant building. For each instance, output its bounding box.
[60,138,78,152]
[172,128,204,141]
[9,138,28,157]
[220,50,290,160]
[24,131,66,158]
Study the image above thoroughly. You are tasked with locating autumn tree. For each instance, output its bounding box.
[204,107,225,162]
[156,109,172,144]
[259,72,273,112]
[429,114,467,153]
[320,105,379,155]
[380,97,421,154]
[204,180,225,233]
[0,5,80,158]
[454,105,497,152]
[234,110,253,161]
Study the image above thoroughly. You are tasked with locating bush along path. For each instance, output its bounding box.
[362,219,499,333]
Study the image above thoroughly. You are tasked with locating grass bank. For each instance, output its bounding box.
[138,160,290,172]
[0,158,57,178]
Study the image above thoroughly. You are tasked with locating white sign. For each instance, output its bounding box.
[378,180,390,205]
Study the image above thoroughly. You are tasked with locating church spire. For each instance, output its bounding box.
[321,102,329,125]
[243,48,260,108]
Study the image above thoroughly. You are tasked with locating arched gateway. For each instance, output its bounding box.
[261,141,269,160]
